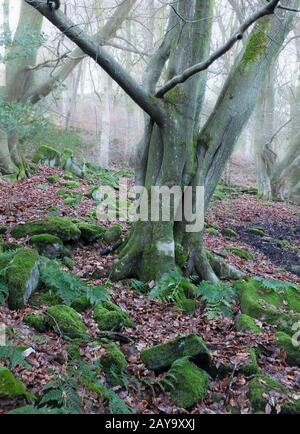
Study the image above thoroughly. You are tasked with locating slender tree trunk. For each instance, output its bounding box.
[254,68,276,199]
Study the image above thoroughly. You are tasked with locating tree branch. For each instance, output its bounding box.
[156,0,281,98]
[25,0,165,126]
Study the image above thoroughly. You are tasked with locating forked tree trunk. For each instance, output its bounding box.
[111,4,297,282]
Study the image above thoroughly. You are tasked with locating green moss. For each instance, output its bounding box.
[94,301,134,331]
[235,314,262,333]
[103,224,122,243]
[62,257,75,269]
[248,375,287,413]
[0,367,29,398]
[241,18,270,69]
[64,181,80,188]
[101,342,127,386]
[246,227,265,236]
[6,248,40,310]
[32,145,61,167]
[175,243,188,268]
[207,227,219,236]
[31,234,64,259]
[31,234,63,246]
[66,343,81,361]
[61,148,74,167]
[12,217,81,242]
[24,313,48,332]
[222,228,238,238]
[0,251,15,271]
[276,332,300,367]
[47,175,60,184]
[0,224,7,234]
[240,349,260,376]
[168,358,208,408]
[47,305,87,338]
[226,246,254,260]
[71,296,92,313]
[64,197,79,206]
[29,290,62,307]
[238,278,300,333]
[77,223,106,243]
[140,334,211,371]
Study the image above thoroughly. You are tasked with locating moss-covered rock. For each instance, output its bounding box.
[32,145,61,167]
[47,175,60,184]
[6,248,40,310]
[29,290,62,307]
[240,349,260,376]
[235,314,262,333]
[0,251,15,271]
[62,257,75,269]
[0,367,29,398]
[31,234,64,259]
[248,375,288,413]
[222,228,238,238]
[103,224,122,243]
[12,217,81,242]
[64,156,86,178]
[140,334,211,372]
[64,181,80,188]
[24,313,48,332]
[168,358,208,408]
[47,305,87,338]
[276,332,300,367]
[246,227,265,236]
[101,342,127,386]
[94,301,134,331]
[226,246,254,260]
[238,278,300,333]
[77,222,106,243]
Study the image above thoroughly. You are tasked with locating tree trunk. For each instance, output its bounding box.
[112,3,297,282]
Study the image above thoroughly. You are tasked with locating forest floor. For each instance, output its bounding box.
[0,165,299,414]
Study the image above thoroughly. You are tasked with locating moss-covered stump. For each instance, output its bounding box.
[167,358,208,409]
[276,332,300,367]
[12,217,81,243]
[238,278,300,334]
[0,367,29,398]
[141,334,211,372]
[6,248,40,310]
[103,224,122,243]
[31,234,64,259]
[77,223,106,243]
[47,305,87,338]
[94,301,134,332]
[101,342,127,386]
[239,349,260,376]
[235,314,262,333]
[248,375,299,414]
[32,145,61,168]
[24,313,48,333]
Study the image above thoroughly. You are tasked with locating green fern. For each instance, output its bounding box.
[130,279,148,294]
[39,259,107,306]
[108,390,135,414]
[254,277,299,292]
[40,376,81,414]
[0,279,8,304]
[0,345,32,369]
[149,271,196,313]
[195,281,236,320]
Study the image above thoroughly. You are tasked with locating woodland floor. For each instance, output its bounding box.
[0,164,299,414]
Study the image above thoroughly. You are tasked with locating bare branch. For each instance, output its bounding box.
[25,0,164,125]
[156,0,281,98]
